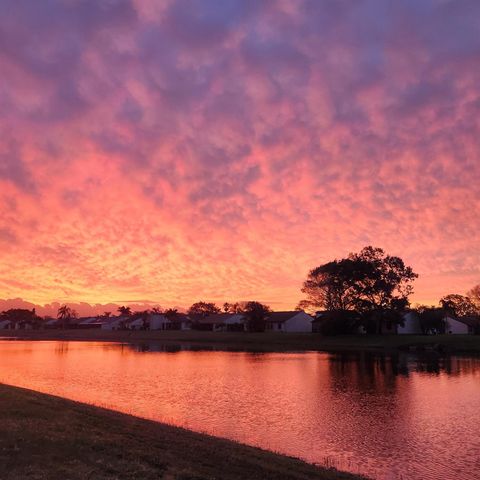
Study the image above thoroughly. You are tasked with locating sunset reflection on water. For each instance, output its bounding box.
[0,340,479,480]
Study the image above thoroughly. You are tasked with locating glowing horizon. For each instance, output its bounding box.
[1,1,479,316]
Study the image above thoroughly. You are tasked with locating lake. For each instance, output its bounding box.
[0,340,479,479]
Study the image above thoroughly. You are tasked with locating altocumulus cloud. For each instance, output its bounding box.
[0,0,479,311]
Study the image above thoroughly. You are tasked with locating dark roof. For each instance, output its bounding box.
[191,313,239,324]
[455,316,480,327]
[266,311,309,323]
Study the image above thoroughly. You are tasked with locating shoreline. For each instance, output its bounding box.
[1,329,480,354]
[0,383,362,480]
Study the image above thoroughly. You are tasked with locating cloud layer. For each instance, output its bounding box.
[1,0,479,312]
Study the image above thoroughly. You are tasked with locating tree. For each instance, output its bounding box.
[299,246,418,333]
[242,301,271,332]
[415,305,446,334]
[57,305,77,329]
[315,310,362,335]
[163,308,180,329]
[150,307,163,314]
[467,285,480,311]
[440,294,478,317]
[0,308,41,328]
[117,306,132,316]
[187,301,220,317]
[223,302,242,313]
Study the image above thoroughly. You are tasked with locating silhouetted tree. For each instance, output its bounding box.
[242,301,271,332]
[415,305,446,334]
[150,307,163,314]
[187,301,220,317]
[163,308,180,329]
[440,294,478,317]
[223,302,242,313]
[467,285,480,311]
[300,246,417,333]
[117,306,132,316]
[315,310,362,335]
[57,305,77,329]
[0,308,41,329]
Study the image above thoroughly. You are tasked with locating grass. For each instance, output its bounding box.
[0,383,363,480]
[1,329,480,354]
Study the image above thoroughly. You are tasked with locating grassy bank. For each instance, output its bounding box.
[0,383,361,480]
[1,329,480,353]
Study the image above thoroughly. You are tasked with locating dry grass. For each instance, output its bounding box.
[0,383,363,480]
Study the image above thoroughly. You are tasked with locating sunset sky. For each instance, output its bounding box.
[1,0,479,316]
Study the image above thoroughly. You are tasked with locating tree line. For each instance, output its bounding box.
[2,245,479,334]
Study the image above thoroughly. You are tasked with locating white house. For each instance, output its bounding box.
[398,311,423,334]
[265,311,313,333]
[444,316,471,334]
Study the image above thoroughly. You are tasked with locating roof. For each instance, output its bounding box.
[78,317,98,325]
[266,311,310,323]
[191,313,238,325]
[454,316,480,327]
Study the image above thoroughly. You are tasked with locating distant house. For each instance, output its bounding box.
[44,318,60,329]
[14,320,34,330]
[149,314,170,331]
[0,319,13,329]
[312,310,421,335]
[457,316,480,334]
[190,313,243,332]
[77,317,102,329]
[101,316,128,331]
[265,311,313,333]
[222,314,246,331]
[397,311,423,334]
[444,315,479,334]
[128,317,147,330]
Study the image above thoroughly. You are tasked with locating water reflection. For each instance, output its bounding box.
[0,340,479,480]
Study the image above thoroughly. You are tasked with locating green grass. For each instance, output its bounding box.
[0,383,362,480]
[2,329,480,353]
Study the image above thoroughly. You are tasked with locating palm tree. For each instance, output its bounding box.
[57,305,76,329]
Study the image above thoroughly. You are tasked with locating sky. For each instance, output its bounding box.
[1,0,479,316]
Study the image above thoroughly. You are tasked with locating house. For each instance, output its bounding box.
[265,311,313,333]
[444,315,479,334]
[101,316,128,331]
[222,314,245,331]
[149,314,170,330]
[128,317,148,330]
[0,319,13,329]
[457,316,480,334]
[190,313,235,332]
[44,318,60,329]
[14,320,34,330]
[77,317,102,329]
[397,311,423,334]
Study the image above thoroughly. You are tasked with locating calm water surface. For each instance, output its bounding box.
[0,340,479,480]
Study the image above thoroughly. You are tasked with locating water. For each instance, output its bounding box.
[0,340,479,480]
